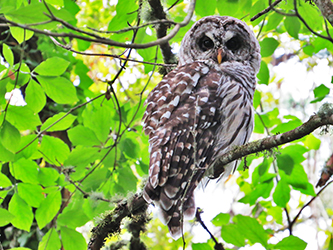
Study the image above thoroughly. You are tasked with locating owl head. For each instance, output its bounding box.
[178,16,261,73]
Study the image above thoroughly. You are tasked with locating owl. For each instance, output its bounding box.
[142,16,261,239]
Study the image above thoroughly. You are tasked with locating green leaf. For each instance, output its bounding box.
[0,172,12,187]
[276,154,294,175]
[5,3,50,23]
[58,209,90,228]
[46,0,64,6]
[192,243,213,250]
[257,60,269,85]
[107,0,137,31]
[38,228,61,250]
[221,224,246,247]
[38,168,60,187]
[16,134,39,159]
[82,105,112,143]
[303,44,315,56]
[10,158,40,184]
[254,113,265,134]
[35,190,62,229]
[40,135,70,166]
[0,172,12,204]
[273,179,290,207]
[268,206,283,225]
[310,84,330,103]
[284,16,301,39]
[195,0,216,17]
[260,38,279,57]
[217,0,243,17]
[41,112,76,132]
[116,165,138,194]
[303,134,321,150]
[281,164,316,196]
[8,193,34,231]
[253,90,261,109]
[265,12,284,31]
[5,2,73,24]
[60,227,87,250]
[271,119,302,134]
[63,146,100,168]
[37,75,78,104]
[6,105,41,130]
[234,215,268,247]
[273,235,307,250]
[3,43,14,66]
[17,183,44,208]
[211,213,230,227]
[25,80,46,113]
[67,125,101,146]
[119,133,140,159]
[10,248,32,250]
[9,26,34,44]
[252,159,272,185]
[282,145,308,164]
[239,180,274,205]
[34,57,70,76]
[0,75,8,104]
[0,208,15,226]
[0,140,14,162]
[0,120,21,152]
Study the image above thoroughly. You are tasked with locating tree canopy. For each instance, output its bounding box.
[0,0,333,250]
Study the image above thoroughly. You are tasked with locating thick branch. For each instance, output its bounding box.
[314,0,333,27]
[147,0,178,64]
[87,194,147,250]
[214,103,333,169]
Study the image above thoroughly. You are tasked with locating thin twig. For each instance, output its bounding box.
[50,36,176,67]
[290,180,333,228]
[87,19,176,34]
[196,208,225,250]
[251,0,283,21]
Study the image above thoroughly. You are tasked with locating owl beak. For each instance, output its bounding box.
[217,49,224,64]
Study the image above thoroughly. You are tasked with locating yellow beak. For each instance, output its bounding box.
[217,49,223,64]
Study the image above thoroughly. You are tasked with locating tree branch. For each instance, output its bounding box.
[147,0,178,65]
[87,194,148,250]
[87,103,333,250]
[214,103,333,171]
[250,0,282,21]
[196,208,225,250]
[0,0,195,50]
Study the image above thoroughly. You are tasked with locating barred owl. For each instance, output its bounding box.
[142,16,260,239]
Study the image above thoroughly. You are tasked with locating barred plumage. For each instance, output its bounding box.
[143,16,260,239]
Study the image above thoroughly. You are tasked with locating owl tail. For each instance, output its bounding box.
[143,181,196,240]
[166,193,196,240]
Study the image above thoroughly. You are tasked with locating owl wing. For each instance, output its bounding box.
[143,62,226,238]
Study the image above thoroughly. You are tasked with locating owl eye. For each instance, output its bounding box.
[226,35,242,51]
[198,36,214,51]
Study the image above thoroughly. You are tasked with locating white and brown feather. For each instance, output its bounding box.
[142,15,260,239]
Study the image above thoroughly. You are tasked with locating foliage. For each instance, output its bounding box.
[0,0,332,249]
